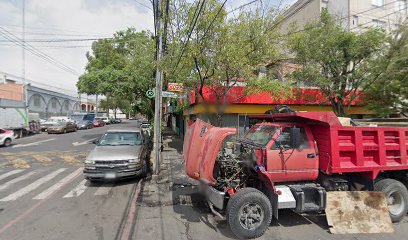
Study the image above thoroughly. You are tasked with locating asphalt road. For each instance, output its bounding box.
[0,120,142,240]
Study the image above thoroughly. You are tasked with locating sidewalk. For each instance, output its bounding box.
[132,128,236,240]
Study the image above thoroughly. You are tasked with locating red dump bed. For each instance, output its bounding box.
[250,112,408,179]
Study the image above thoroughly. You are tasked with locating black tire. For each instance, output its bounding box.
[374,178,408,222]
[3,138,12,147]
[226,188,272,239]
[139,160,148,178]
[63,129,67,134]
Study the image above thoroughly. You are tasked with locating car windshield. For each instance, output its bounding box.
[98,132,142,146]
[243,125,278,146]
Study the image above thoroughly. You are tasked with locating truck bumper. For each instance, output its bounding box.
[203,185,225,210]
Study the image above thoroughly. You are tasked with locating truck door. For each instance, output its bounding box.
[266,126,318,182]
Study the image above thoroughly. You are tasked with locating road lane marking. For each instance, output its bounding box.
[0,169,80,236]
[94,184,113,196]
[33,168,83,200]
[12,138,55,148]
[7,158,30,169]
[0,168,66,201]
[32,155,52,164]
[60,155,81,164]
[63,179,88,198]
[0,170,24,181]
[0,171,37,191]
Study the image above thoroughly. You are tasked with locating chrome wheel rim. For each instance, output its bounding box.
[387,191,404,216]
[238,202,264,230]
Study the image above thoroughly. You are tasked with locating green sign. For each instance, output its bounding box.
[146,89,155,98]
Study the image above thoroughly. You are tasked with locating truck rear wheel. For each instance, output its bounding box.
[374,178,408,222]
[226,188,272,239]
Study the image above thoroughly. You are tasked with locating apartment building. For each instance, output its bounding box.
[281,0,407,33]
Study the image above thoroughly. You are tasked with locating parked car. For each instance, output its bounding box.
[47,121,77,134]
[41,116,72,131]
[112,118,122,124]
[0,128,15,147]
[83,129,149,181]
[93,120,106,127]
[95,117,111,125]
[77,120,93,130]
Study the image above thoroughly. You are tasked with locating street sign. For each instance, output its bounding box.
[167,83,183,92]
[146,89,155,98]
[162,91,180,98]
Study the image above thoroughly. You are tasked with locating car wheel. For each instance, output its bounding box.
[374,178,408,222]
[63,129,67,134]
[3,138,12,147]
[140,161,148,178]
[227,188,272,239]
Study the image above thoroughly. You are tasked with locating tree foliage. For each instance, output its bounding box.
[77,28,155,119]
[288,10,387,116]
[366,23,408,117]
[162,0,290,126]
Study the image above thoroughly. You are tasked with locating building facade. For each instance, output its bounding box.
[281,0,407,33]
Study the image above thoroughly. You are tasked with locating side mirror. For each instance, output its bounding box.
[289,127,301,149]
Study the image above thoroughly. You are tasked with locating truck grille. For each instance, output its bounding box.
[95,160,129,165]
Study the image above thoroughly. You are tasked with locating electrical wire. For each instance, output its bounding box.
[0,27,81,76]
[227,0,259,14]
[170,0,207,75]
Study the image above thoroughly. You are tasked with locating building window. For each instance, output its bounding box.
[51,100,57,108]
[64,102,69,110]
[33,95,41,107]
[372,19,387,28]
[396,0,407,12]
[372,0,384,7]
[352,15,359,26]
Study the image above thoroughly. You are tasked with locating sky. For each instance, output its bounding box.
[0,0,296,96]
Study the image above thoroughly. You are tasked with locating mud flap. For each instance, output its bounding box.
[325,191,394,234]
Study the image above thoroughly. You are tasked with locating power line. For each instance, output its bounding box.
[134,0,153,11]
[1,72,79,96]
[0,27,81,76]
[171,0,207,75]
[227,0,259,14]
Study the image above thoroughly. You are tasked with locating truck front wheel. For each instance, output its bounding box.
[374,178,408,222]
[226,188,272,239]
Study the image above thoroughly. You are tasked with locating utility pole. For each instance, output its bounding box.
[22,0,28,125]
[153,0,164,174]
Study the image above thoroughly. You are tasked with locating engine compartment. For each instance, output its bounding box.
[212,140,261,193]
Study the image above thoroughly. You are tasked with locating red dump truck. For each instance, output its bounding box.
[183,112,408,239]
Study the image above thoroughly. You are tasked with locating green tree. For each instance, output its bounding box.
[288,10,387,116]
[163,0,290,126]
[366,23,408,117]
[77,28,155,118]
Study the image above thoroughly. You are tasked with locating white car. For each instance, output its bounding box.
[0,128,16,147]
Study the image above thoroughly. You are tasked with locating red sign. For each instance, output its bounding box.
[168,83,183,92]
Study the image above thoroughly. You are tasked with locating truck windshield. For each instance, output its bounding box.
[243,125,278,146]
[99,132,142,146]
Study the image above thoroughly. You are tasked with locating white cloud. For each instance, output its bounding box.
[0,0,296,95]
[0,0,154,94]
